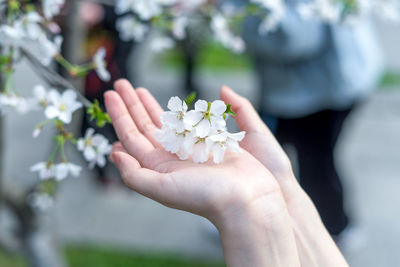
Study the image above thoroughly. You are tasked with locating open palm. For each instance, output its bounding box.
[104,80,284,225]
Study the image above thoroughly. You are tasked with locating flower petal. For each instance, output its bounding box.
[84,147,97,161]
[44,106,59,119]
[228,131,246,142]
[62,90,77,104]
[210,100,226,116]
[167,96,183,112]
[195,119,211,138]
[183,110,203,127]
[77,139,85,151]
[85,128,95,139]
[97,155,106,168]
[59,111,72,124]
[212,144,226,164]
[55,164,69,181]
[68,163,82,177]
[194,99,208,112]
[192,142,209,163]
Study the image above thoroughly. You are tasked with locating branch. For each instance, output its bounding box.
[20,48,92,108]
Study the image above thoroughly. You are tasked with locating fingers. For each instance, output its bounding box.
[105,87,177,170]
[104,90,155,163]
[220,86,295,183]
[112,142,127,153]
[220,86,269,134]
[114,79,160,146]
[111,151,176,205]
[136,88,163,128]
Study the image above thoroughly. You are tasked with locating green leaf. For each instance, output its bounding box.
[184,92,197,108]
[87,99,112,128]
[225,104,236,117]
[0,55,9,66]
[9,0,20,11]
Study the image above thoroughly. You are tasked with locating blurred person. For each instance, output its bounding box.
[241,0,383,238]
[80,2,136,187]
[104,79,349,267]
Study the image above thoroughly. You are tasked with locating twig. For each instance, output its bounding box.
[20,48,92,108]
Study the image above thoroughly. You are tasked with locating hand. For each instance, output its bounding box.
[220,86,349,267]
[104,80,300,267]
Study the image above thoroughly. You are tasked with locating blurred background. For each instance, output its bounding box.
[1,1,400,266]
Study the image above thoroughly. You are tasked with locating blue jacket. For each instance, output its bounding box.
[241,1,384,118]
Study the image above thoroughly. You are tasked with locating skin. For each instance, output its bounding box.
[219,86,349,267]
[104,79,348,266]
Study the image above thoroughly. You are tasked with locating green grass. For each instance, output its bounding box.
[380,71,400,89]
[0,245,225,267]
[160,40,400,90]
[0,249,25,267]
[158,41,251,71]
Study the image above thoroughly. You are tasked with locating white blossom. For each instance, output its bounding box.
[258,5,285,34]
[116,15,149,42]
[373,0,400,22]
[30,162,56,180]
[206,131,245,164]
[150,36,175,53]
[32,85,51,108]
[39,35,63,66]
[44,89,82,124]
[77,128,112,168]
[15,11,44,40]
[55,162,81,181]
[184,99,227,138]
[172,16,188,40]
[157,96,245,164]
[28,193,54,211]
[33,128,41,138]
[0,24,25,48]
[43,0,65,19]
[210,14,245,53]
[0,93,31,114]
[31,161,81,181]
[155,126,185,154]
[116,0,162,20]
[192,139,210,163]
[93,47,111,82]
[133,0,163,20]
[160,96,189,133]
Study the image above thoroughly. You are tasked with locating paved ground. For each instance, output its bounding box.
[2,28,400,266]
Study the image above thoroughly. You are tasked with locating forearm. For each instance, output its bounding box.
[215,193,301,267]
[286,181,349,267]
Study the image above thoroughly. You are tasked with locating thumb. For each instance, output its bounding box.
[220,86,268,134]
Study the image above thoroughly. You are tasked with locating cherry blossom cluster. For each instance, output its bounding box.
[298,0,400,24]
[156,96,245,164]
[0,0,110,74]
[115,0,285,53]
[29,86,112,179]
[0,0,113,210]
[25,85,112,208]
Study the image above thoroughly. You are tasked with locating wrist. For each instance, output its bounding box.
[213,191,301,267]
[284,177,349,267]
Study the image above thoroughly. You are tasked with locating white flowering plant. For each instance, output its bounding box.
[114,0,285,53]
[298,0,400,24]
[156,93,245,164]
[1,0,399,211]
[0,0,113,209]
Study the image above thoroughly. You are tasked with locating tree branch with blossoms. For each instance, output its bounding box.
[0,0,113,210]
[114,0,286,53]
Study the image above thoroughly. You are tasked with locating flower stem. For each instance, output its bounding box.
[48,142,59,164]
